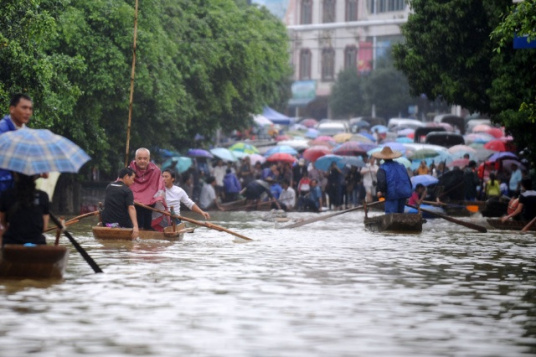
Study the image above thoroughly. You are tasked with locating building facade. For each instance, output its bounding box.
[255,0,410,119]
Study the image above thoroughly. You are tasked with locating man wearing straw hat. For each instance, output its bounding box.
[372,146,412,214]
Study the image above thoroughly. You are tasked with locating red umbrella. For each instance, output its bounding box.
[486,127,504,138]
[302,118,318,128]
[266,152,297,163]
[484,139,507,152]
[303,146,332,162]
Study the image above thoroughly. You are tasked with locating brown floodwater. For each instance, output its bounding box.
[1,210,535,356]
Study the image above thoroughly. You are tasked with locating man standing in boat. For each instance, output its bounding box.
[162,169,210,221]
[0,94,34,193]
[373,146,412,214]
[101,167,139,239]
[129,148,167,231]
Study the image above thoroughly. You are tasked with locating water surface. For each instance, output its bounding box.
[1,211,535,356]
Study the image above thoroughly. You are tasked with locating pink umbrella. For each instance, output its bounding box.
[447,158,470,168]
[303,146,332,162]
[310,136,336,146]
[333,141,376,156]
[448,145,476,154]
[246,153,266,165]
[472,124,492,133]
[302,118,318,128]
[266,152,297,163]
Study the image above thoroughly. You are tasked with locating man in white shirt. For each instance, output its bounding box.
[276,179,296,211]
[199,176,221,211]
[162,169,210,220]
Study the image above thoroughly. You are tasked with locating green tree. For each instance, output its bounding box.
[393,0,536,161]
[393,0,511,114]
[329,67,365,118]
[0,0,84,126]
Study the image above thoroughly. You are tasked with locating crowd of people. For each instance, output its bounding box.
[1,92,536,247]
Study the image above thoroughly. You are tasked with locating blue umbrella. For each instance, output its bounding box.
[358,131,375,141]
[356,120,370,128]
[314,155,345,171]
[210,148,237,162]
[411,174,438,189]
[187,148,213,159]
[0,128,90,175]
[380,142,407,155]
[305,128,319,139]
[264,145,298,157]
[162,156,192,174]
[396,137,413,143]
[340,156,365,167]
[371,125,388,134]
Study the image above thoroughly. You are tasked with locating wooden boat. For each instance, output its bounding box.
[0,244,69,279]
[486,219,536,232]
[92,223,195,241]
[364,213,423,233]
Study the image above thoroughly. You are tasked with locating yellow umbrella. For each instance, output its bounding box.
[332,133,353,143]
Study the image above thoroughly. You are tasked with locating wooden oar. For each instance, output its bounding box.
[406,204,487,233]
[45,210,99,233]
[280,200,384,229]
[521,216,536,232]
[134,202,254,241]
[49,213,103,273]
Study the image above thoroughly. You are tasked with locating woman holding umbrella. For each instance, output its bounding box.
[0,173,49,246]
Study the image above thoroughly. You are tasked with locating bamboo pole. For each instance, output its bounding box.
[124,0,139,166]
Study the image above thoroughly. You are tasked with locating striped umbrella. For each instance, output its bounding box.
[0,128,90,175]
[228,142,259,155]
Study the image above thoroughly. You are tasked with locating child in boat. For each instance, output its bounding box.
[408,183,427,207]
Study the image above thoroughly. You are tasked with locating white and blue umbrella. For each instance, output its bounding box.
[371,125,388,134]
[0,128,90,175]
[210,148,237,162]
[264,145,298,157]
[410,174,439,189]
[162,156,192,174]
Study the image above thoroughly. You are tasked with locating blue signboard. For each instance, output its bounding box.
[514,34,536,49]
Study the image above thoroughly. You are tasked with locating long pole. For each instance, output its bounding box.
[124,0,139,166]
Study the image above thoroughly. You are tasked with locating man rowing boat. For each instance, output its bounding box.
[101,167,139,239]
[162,169,210,221]
[373,146,412,214]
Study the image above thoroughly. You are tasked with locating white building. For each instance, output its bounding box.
[253,0,410,119]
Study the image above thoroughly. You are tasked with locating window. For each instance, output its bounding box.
[321,48,335,81]
[299,49,312,80]
[301,0,313,24]
[344,46,357,69]
[368,0,405,14]
[323,0,336,23]
[346,0,358,21]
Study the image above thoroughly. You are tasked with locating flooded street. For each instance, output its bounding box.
[1,211,535,356]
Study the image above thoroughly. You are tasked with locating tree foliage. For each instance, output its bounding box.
[0,0,291,175]
[393,0,536,161]
[330,53,416,119]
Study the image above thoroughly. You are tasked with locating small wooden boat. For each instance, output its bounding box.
[486,219,536,232]
[364,213,423,233]
[0,244,69,279]
[92,223,195,241]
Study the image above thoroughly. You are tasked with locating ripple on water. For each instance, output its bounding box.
[0,211,535,356]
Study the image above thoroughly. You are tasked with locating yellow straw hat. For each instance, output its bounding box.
[371,146,402,160]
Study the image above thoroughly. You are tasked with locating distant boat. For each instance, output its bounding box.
[364,213,423,233]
